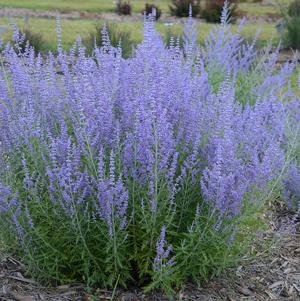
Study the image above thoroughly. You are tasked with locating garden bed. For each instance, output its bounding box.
[0,3,299,300]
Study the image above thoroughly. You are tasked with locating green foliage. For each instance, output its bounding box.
[142,3,162,20]
[17,29,45,54]
[0,16,296,297]
[1,143,131,287]
[283,17,300,49]
[84,23,134,57]
[169,0,201,17]
[144,192,268,295]
[116,0,132,15]
[280,0,300,49]
[0,140,269,294]
[163,28,183,48]
[202,0,237,23]
[288,0,300,17]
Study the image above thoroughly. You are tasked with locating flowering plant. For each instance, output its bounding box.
[0,2,299,294]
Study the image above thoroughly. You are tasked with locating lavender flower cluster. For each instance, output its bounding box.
[0,5,299,291]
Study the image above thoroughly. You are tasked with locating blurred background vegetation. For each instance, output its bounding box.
[0,0,298,54]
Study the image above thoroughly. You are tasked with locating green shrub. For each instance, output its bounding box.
[282,17,300,49]
[16,29,45,54]
[0,7,299,297]
[202,0,237,23]
[288,0,300,17]
[142,3,162,20]
[280,0,300,49]
[164,28,183,48]
[116,0,132,15]
[169,0,201,17]
[84,23,133,58]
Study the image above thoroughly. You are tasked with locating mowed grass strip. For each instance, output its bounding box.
[237,1,292,17]
[0,0,171,14]
[0,16,278,52]
[0,0,293,16]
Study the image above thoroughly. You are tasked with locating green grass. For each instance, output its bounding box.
[0,0,293,15]
[238,0,294,16]
[291,69,300,96]
[0,16,278,52]
[0,0,289,52]
[0,0,171,14]
[238,3,280,16]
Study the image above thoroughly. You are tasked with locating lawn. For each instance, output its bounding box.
[0,0,289,52]
[238,1,292,16]
[0,0,293,16]
[0,16,278,52]
[0,0,171,14]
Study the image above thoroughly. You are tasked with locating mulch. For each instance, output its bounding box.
[0,201,299,301]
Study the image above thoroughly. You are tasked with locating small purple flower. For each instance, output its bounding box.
[153,225,176,271]
[0,183,18,214]
[283,163,300,209]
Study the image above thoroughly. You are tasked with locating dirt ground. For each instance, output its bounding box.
[0,201,299,301]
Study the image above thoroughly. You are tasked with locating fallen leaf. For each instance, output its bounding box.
[288,285,294,295]
[7,275,37,285]
[10,291,36,301]
[293,284,300,293]
[284,267,293,274]
[57,284,70,290]
[269,281,284,289]
[281,261,289,268]
[237,286,252,296]
[265,290,278,299]
[270,258,279,265]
